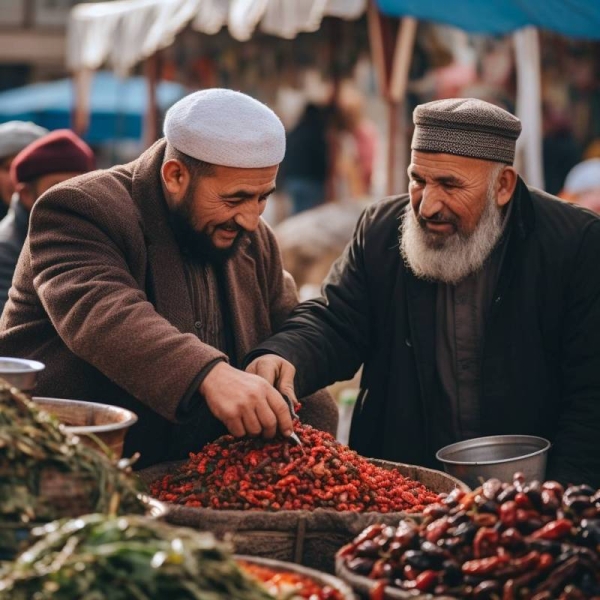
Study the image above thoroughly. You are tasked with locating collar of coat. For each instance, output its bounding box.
[127,138,272,361]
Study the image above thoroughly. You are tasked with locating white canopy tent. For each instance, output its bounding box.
[67,0,544,192]
[67,0,366,76]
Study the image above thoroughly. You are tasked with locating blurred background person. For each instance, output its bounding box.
[542,102,583,196]
[278,101,331,215]
[560,158,600,214]
[0,121,48,220]
[0,129,95,314]
[329,82,378,201]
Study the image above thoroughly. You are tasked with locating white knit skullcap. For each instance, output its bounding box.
[0,121,48,160]
[163,88,285,168]
[563,158,600,194]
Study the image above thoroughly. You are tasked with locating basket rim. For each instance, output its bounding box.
[32,396,138,433]
[237,554,357,598]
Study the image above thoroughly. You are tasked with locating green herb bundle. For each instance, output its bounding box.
[0,379,145,524]
[0,514,276,600]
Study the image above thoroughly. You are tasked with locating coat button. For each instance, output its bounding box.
[194,320,202,329]
[405,338,412,347]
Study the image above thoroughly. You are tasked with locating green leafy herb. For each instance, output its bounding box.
[0,514,276,600]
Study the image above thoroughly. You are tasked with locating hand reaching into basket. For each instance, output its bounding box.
[200,362,293,439]
[245,354,298,407]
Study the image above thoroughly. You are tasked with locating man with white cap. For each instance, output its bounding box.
[560,157,600,214]
[0,121,48,219]
[247,98,600,487]
[0,89,336,468]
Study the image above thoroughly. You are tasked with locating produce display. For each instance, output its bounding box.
[0,379,145,524]
[0,515,277,599]
[151,424,440,512]
[238,560,345,599]
[337,473,600,599]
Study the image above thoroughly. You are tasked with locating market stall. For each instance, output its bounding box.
[65,0,600,193]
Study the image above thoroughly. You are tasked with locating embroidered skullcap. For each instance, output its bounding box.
[412,98,522,165]
[164,88,285,169]
[0,121,48,161]
[11,129,95,185]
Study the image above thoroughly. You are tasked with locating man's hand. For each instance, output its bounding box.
[245,354,298,406]
[200,362,293,439]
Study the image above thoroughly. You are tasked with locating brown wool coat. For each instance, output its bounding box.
[0,140,337,467]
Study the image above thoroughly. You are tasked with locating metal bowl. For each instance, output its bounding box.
[436,435,551,489]
[0,357,45,392]
[32,397,138,459]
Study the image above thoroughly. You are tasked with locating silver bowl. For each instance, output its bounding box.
[0,357,45,392]
[436,435,551,489]
[32,397,138,459]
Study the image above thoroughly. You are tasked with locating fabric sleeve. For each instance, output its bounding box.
[28,185,227,423]
[548,219,600,487]
[247,205,373,397]
[257,222,338,435]
[0,242,19,316]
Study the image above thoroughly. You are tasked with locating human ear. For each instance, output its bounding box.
[496,166,518,207]
[17,183,36,212]
[161,159,190,201]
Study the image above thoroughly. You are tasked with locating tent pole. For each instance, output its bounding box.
[513,27,544,189]
[72,69,93,136]
[388,17,417,195]
[389,17,417,103]
[367,0,390,96]
[368,3,417,195]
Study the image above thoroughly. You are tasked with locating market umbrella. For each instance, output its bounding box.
[0,71,186,143]
[375,0,600,39]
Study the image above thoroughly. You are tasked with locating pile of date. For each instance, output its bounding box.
[337,473,600,599]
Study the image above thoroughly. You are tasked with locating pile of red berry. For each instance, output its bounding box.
[150,424,440,512]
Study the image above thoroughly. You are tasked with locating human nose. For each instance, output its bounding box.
[418,186,444,220]
[234,199,263,232]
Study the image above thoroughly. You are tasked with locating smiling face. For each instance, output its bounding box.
[408,151,504,245]
[162,157,278,260]
[402,150,517,284]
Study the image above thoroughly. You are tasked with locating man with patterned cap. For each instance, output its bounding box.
[0,129,95,314]
[0,121,48,219]
[247,98,600,487]
[0,89,336,468]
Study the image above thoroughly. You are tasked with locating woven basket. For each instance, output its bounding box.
[37,468,100,518]
[139,459,469,574]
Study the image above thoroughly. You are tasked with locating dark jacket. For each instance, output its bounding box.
[0,140,337,468]
[252,179,600,487]
[0,195,28,314]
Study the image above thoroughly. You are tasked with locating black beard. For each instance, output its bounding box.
[168,198,245,265]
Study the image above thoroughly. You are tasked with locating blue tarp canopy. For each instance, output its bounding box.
[376,0,600,39]
[0,72,186,143]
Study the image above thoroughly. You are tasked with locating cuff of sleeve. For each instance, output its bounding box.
[176,357,227,421]
[242,347,286,370]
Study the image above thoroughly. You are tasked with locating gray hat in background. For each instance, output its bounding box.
[412,98,522,165]
[0,121,49,161]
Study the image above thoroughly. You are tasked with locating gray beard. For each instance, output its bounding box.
[400,188,505,285]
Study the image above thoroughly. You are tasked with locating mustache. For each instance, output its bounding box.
[219,220,242,232]
[417,212,459,228]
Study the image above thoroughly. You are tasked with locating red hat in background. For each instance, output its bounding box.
[10,129,95,185]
